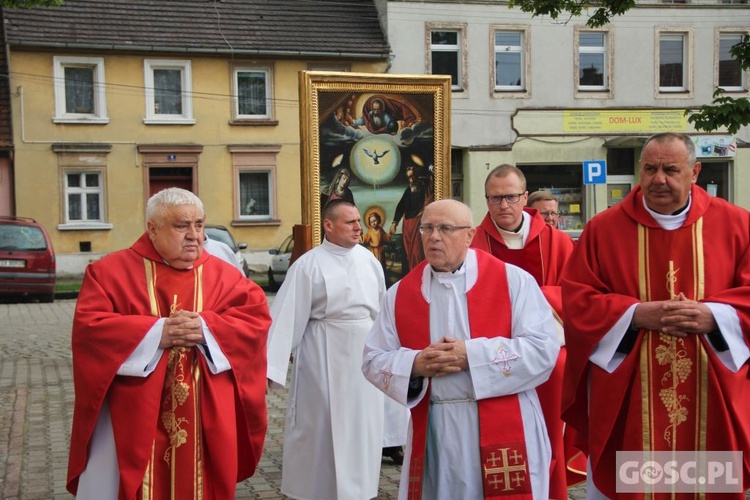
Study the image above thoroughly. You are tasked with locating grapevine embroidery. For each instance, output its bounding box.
[656,333,692,446]
[162,347,191,463]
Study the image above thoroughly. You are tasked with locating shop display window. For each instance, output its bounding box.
[697,161,730,200]
[520,164,584,231]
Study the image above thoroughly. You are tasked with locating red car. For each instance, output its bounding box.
[0,216,56,302]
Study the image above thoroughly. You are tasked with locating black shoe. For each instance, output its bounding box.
[382,446,404,465]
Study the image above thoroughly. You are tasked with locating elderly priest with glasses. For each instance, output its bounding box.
[470,164,581,499]
[363,198,559,499]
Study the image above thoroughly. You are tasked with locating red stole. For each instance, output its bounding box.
[395,252,532,499]
[140,259,205,500]
[471,212,582,497]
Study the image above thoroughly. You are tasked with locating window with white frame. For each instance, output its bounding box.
[53,56,108,123]
[144,59,194,123]
[64,171,103,223]
[430,30,463,90]
[233,66,273,120]
[239,171,272,219]
[494,30,525,91]
[659,33,688,92]
[578,31,608,91]
[231,146,280,222]
[718,33,746,91]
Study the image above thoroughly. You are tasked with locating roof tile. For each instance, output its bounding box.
[3,0,390,57]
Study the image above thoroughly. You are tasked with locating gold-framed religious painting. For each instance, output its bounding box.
[299,71,451,286]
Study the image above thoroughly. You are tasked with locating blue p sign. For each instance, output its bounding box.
[583,160,606,185]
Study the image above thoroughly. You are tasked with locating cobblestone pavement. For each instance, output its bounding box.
[0,297,589,499]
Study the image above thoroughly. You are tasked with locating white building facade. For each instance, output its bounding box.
[383,0,750,235]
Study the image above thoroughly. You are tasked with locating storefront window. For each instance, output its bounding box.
[607,148,635,176]
[519,164,584,231]
[697,161,730,200]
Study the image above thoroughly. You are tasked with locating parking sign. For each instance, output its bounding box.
[583,160,606,185]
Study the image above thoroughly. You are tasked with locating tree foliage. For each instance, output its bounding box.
[686,35,750,134]
[687,90,750,135]
[507,0,636,28]
[505,0,750,134]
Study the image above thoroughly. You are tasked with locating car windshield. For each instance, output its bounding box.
[281,235,294,253]
[204,227,237,252]
[0,225,47,251]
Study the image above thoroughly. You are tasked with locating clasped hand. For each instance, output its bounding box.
[159,310,204,349]
[633,293,717,338]
[412,336,468,378]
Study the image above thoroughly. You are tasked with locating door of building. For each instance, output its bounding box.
[148,167,194,196]
[0,158,12,215]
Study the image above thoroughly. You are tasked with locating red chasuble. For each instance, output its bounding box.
[67,233,271,499]
[562,185,750,499]
[395,251,533,499]
[471,209,584,498]
[471,208,574,316]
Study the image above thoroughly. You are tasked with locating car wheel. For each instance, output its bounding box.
[38,292,55,303]
[267,269,279,292]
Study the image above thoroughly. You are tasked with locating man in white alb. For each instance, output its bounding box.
[267,199,387,500]
[363,199,559,499]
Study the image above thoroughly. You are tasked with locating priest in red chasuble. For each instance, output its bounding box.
[67,188,271,499]
[470,164,584,499]
[562,132,750,499]
[364,199,560,499]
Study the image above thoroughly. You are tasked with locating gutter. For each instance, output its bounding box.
[8,40,391,59]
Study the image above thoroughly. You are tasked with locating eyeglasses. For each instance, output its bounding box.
[485,193,524,205]
[539,211,560,218]
[418,224,472,236]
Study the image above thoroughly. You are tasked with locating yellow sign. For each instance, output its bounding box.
[563,110,688,133]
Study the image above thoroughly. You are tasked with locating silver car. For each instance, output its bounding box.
[204,225,250,276]
[268,234,293,291]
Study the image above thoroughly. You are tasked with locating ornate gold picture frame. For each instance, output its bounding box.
[299,71,451,286]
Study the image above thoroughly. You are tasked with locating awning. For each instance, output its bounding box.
[603,136,648,148]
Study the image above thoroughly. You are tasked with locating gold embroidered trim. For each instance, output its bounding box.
[638,224,652,452]
[145,259,160,317]
[162,347,191,464]
[638,224,648,303]
[192,351,203,499]
[640,338,652,452]
[639,219,707,451]
[140,260,206,497]
[142,441,155,500]
[655,334,693,447]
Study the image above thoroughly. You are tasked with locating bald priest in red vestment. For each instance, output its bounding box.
[562,132,750,499]
[67,188,271,500]
[470,164,583,499]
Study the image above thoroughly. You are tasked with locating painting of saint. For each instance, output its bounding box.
[318,92,435,284]
[361,208,390,269]
[300,72,451,286]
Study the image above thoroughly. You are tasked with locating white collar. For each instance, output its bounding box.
[492,211,530,247]
[321,237,355,255]
[420,249,478,302]
[642,195,691,231]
